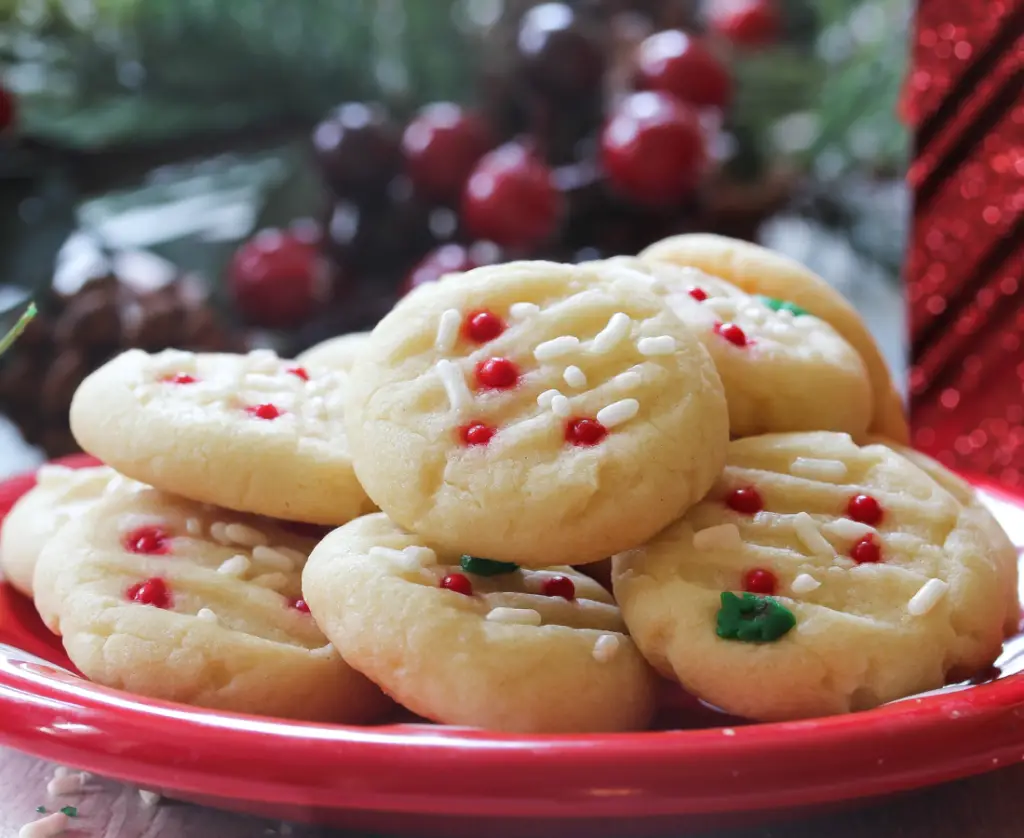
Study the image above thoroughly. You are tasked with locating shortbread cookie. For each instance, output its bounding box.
[612,432,1014,721]
[302,513,658,732]
[70,349,377,524]
[344,260,728,567]
[33,481,387,722]
[0,463,114,597]
[296,332,370,372]
[640,234,909,444]
[604,257,872,437]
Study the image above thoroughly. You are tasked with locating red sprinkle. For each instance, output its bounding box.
[565,417,608,446]
[287,366,310,382]
[850,535,882,564]
[743,568,777,595]
[688,286,708,302]
[440,573,474,596]
[541,575,576,600]
[714,321,749,347]
[464,310,506,344]
[123,525,172,555]
[246,403,284,420]
[126,577,172,609]
[725,486,764,515]
[290,598,311,614]
[459,422,497,446]
[162,373,197,385]
[475,357,519,389]
[847,494,884,526]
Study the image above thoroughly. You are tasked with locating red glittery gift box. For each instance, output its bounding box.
[904,0,1023,488]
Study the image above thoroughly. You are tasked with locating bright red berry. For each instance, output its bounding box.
[714,321,749,347]
[708,0,781,48]
[402,103,494,203]
[541,575,576,600]
[246,403,284,420]
[459,422,497,447]
[847,494,884,526]
[290,598,311,614]
[688,287,708,302]
[635,30,733,110]
[440,573,474,596]
[126,577,172,609]
[743,568,777,595]
[0,85,15,133]
[600,91,707,208]
[475,357,519,390]
[123,526,172,556]
[287,366,310,382]
[402,244,479,296]
[228,229,326,329]
[850,535,882,564]
[464,310,506,344]
[565,417,608,446]
[462,144,561,248]
[726,486,763,514]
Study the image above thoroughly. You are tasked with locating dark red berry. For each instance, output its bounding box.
[162,373,197,385]
[123,526,172,556]
[714,321,749,347]
[441,573,474,596]
[850,535,882,564]
[464,310,506,344]
[541,575,576,600]
[708,0,781,48]
[287,366,310,382]
[847,494,884,526]
[743,568,777,595]
[600,92,707,208]
[0,85,15,133]
[475,357,520,390]
[726,486,763,514]
[517,3,605,99]
[635,30,733,110]
[459,422,497,447]
[688,287,708,302]
[246,403,283,420]
[402,103,494,203]
[290,598,311,614]
[228,229,325,329]
[462,144,561,249]
[312,102,401,196]
[126,578,172,609]
[565,417,608,446]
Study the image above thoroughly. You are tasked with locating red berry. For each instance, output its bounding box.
[440,573,474,596]
[708,0,781,48]
[850,535,882,564]
[402,103,494,203]
[0,85,15,133]
[228,229,325,329]
[290,598,311,614]
[402,244,479,296]
[162,373,198,385]
[743,568,777,595]
[517,3,605,99]
[459,422,497,447]
[126,577,172,609]
[847,494,884,526]
[565,417,608,446]
[123,526,172,556]
[726,486,763,514]
[541,574,576,600]
[462,144,561,249]
[246,403,284,420]
[714,321,749,347]
[312,102,401,196]
[600,92,707,208]
[287,366,310,382]
[464,310,506,344]
[475,357,519,390]
[635,30,733,110]
[688,287,708,302]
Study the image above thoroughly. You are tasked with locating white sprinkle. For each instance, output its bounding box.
[486,607,543,626]
[252,545,296,572]
[402,545,438,565]
[185,517,203,537]
[509,302,540,319]
[209,522,231,546]
[637,336,677,356]
[563,365,587,388]
[692,523,742,552]
[822,519,876,541]
[908,578,949,616]
[550,395,571,417]
[596,398,639,428]
[224,523,269,548]
[369,546,410,562]
[776,307,796,321]
[19,812,69,838]
[196,608,219,624]
[52,768,70,780]
[217,555,250,577]
[46,771,86,796]
[139,789,161,806]
[613,370,642,389]
[252,572,289,591]
[790,458,849,481]
[435,309,462,353]
[592,634,621,663]
[534,335,580,361]
[791,573,821,594]
[590,313,632,354]
[435,360,472,412]
[702,297,736,316]
[740,304,768,324]
[793,512,835,557]
[537,389,561,409]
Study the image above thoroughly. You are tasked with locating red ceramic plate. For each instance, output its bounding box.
[1,460,1023,838]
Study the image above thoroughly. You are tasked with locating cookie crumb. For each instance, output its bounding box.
[46,770,87,796]
[485,607,542,626]
[596,398,639,429]
[19,811,68,837]
[139,790,161,806]
[908,578,948,616]
[636,336,676,356]
[435,309,462,353]
[224,523,270,548]
[563,365,587,388]
[790,458,848,481]
[592,634,620,662]
[217,555,251,576]
[590,313,631,354]
[692,523,742,552]
[791,573,821,594]
[792,512,835,558]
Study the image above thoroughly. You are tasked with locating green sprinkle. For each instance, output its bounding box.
[0,302,37,358]
[716,592,796,643]
[755,295,808,317]
[459,555,519,576]
[36,806,46,813]
[60,806,78,817]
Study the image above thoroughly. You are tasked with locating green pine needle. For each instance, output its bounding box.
[0,303,37,358]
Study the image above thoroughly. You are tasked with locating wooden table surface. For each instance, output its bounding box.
[2,746,1023,838]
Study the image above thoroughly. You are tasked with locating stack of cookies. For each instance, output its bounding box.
[1,234,1017,732]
